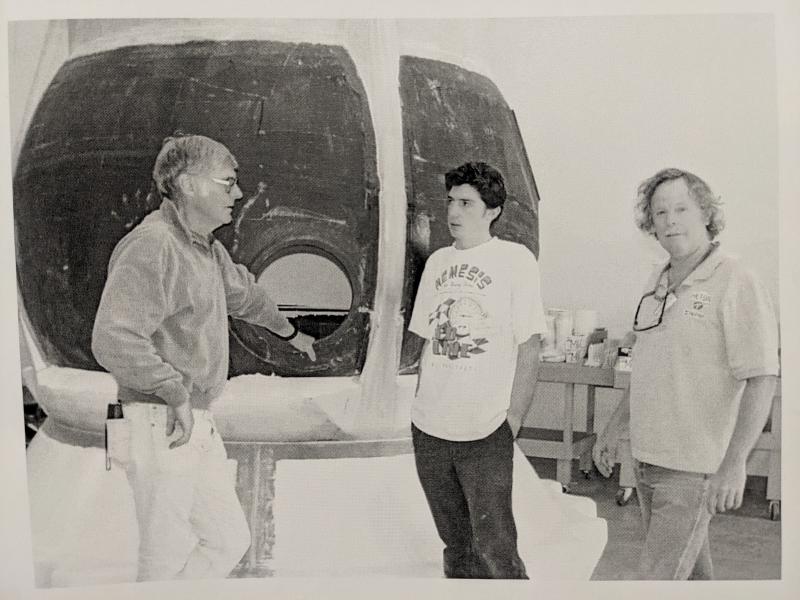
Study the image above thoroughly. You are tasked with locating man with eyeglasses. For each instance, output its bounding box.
[593,168,778,580]
[92,134,316,581]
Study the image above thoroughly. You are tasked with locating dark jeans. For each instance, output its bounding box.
[411,421,528,579]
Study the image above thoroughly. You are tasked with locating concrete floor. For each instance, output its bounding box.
[527,458,781,580]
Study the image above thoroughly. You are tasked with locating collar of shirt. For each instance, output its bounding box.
[158,198,215,251]
[650,241,724,297]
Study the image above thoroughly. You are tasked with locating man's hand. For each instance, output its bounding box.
[289,331,317,361]
[593,388,630,478]
[506,334,540,442]
[166,401,194,449]
[593,429,619,479]
[706,375,776,515]
[707,459,746,515]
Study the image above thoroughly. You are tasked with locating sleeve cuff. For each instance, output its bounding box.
[731,365,780,381]
[272,325,298,341]
[159,382,191,407]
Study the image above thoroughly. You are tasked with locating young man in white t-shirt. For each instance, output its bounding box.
[408,162,546,579]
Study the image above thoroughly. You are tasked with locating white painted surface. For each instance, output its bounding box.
[273,446,606,579]
[33,365,418,440]
[27,430,605,585]
[26,431,138,587]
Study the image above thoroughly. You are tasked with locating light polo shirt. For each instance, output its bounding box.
[630,246,779,474]
[409,237,547,441]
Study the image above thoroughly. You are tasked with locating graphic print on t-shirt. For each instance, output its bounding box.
[428,296,490,360]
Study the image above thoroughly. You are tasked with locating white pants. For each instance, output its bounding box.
[121,403,251,581]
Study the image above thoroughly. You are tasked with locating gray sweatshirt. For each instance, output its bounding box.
[92,199,290,409]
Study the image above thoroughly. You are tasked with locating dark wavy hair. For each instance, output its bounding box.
[445,161,506,224]
[635,168,725,239]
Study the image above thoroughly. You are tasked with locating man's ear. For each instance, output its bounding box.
[487,205,502,222]
[175,172,195,197]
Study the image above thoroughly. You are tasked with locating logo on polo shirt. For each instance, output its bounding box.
[685,291,712,319]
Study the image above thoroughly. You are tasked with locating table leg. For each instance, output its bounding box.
[579,385,596,474]
[766,394,781,503]
[585,385,596,434]
[227,444,276,577]
[557,382,575,488]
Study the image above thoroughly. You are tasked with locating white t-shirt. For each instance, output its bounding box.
[630,248,779,474]
[409,237,547,441]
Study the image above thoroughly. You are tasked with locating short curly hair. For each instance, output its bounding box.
[635,168,725,239]
[152,134,237,200]
[445,161,506,224]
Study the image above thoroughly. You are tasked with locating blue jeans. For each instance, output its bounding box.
[634,460,714,580]
[411,421,527,579]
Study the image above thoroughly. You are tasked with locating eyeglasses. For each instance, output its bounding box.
[186,172,239,193]
[632,244,718,332]
[632,290,667,331]
[208,176,239,193]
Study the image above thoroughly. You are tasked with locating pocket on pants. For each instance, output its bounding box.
[151,423,200,473]
[647,467,713,517]
[106,418,132,468]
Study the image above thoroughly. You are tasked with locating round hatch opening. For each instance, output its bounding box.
[256,248,353,340]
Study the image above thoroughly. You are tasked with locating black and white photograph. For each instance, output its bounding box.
[1,1,798,599]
